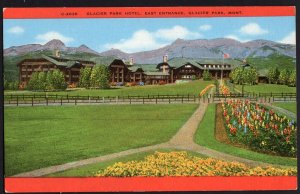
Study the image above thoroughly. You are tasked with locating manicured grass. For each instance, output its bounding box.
[272,102,297,114]
[5,104,197,176]
[4,80,213,97]
[46,149,207,177]
[194,104,297,167]
[235,83,296,94]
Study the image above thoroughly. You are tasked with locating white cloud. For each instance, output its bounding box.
[104,25,201,53]
[199,24,212,31]
[239,23,268,36]
[104,30,167,53]
[279,31,295,44]
[154,25,202,41]
[35,31,74,44]
[8,26,24,35]
[225,34,249,42]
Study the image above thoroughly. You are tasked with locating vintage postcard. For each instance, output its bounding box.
[3,6,297,192]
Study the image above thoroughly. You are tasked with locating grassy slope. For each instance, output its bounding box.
[46,149,207,177]
[194,104,296,167]
[4,80,214,97]
[235,83,296,94]
[5,104,197,176]
[272,102,297,114]
[247,54,295,73]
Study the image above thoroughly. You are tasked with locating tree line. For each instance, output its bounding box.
[4,64,110,91]
[229,66,258,85]
[229,66,296,87]
[267,67,296,86]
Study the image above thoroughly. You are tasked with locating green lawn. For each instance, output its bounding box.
[272,102,297,114]
[5,104,197,176]
[4,80,213,97]
[194,104,297,167]
[235,83,296,94]
[46,149,207,177]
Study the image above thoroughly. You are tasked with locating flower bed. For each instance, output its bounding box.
[95,151,296,177]
[219,85,230,95]
[199,84,215,96]
[221,100,297,157]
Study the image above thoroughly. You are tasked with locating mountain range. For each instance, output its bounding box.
[4,38,296,64]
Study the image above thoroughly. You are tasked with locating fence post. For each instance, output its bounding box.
[75,99,77,105]
[181,96,183,103]
[130,98,132,104]
[102,97,105,104]
[17,96,19,106]
[143,97,144,104]
[116,96,118,104]
[46,98,48,106]
[188,94,189,101]
[67,94,69,103]
[169,97,171,104]
[61,97,63,106]
[156,98,158,104]
[23,94,24,100]
[194,95,196,102]
[32,97,33,106]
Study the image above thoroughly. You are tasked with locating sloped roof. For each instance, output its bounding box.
[42,55,67,66]
[144,71,169,76]
[167,58,203,69]
[128,65,144,72]
[42,55,83,68]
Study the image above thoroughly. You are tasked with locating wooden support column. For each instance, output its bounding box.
[171,69,174,83]
[69,69,72,83]
[140,73,142,82]
[117,67,119,82]
[25,65,28,81]
[133,73,136,82]
[122,68,124,83]
[19,65,22,84]
[112,71,115,82]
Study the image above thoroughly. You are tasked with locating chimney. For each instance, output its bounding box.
[55,50,61,58]
[163,54,168,63]
[129,57,134,65]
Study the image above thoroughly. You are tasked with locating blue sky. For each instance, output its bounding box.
[4,16,295,53]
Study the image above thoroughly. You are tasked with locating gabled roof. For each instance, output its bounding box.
[167,58,203,69]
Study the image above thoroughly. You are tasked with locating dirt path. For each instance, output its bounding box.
[12,88,289,177]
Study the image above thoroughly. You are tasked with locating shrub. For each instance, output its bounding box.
[158,80,166,85]
[203,70,212,81]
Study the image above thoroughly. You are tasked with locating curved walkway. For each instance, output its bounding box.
[12,90,288,177]
[263,103,296,120]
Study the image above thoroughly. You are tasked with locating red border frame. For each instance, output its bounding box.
[3,6,295,19]
[5,177,298,192]
[3,6,297,192]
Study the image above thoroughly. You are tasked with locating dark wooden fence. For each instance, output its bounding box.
[5,92,296,106]
[4,93,216,106]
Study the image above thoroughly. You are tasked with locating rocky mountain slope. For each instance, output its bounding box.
[4,38,296,65]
